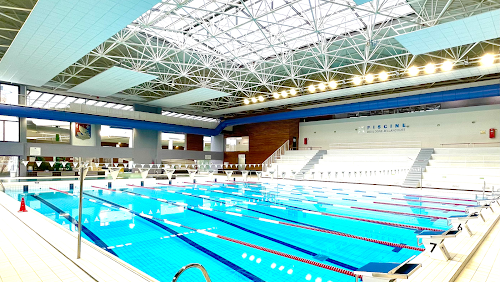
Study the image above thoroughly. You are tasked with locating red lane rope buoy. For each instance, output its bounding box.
[374,202,463,212]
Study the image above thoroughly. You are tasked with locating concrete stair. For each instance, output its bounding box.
[295,150,327,180]
[403,148,434,187]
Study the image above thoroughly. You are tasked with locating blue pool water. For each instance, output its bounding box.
[8,182,474,282]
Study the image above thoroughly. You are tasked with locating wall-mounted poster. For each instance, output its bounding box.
[75,123,91,140]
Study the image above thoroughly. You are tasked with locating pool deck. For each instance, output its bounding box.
[0,192,158,282]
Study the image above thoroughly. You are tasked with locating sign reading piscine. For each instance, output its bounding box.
[359,123,408,133]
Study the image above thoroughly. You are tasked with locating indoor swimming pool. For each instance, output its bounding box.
[7,181,477,282]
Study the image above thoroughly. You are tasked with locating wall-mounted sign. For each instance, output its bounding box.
[29,147,41,156]
[75,123,91,140]
[205,155,211,160]
[358,123,408,134]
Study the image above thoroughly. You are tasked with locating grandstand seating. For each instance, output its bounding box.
[422,147,500,191]
[269,150,318,178]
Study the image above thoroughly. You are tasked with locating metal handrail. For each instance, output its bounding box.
[439,142,500,147]
[172,263,212,282]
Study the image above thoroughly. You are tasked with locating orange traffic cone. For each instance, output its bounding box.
[18,197,27,212]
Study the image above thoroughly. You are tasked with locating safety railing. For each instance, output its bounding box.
[439,142,500,148]
[298,146,322,150]
[262,140,289,172]
[330,141,421,149]
[172,263,211,282]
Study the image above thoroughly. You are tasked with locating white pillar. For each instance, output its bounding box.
[168,139,173,150]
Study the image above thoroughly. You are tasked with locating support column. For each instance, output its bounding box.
[211,134,224,152]
[19,86,27,177]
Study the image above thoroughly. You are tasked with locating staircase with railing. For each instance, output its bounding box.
[262,140,289,172]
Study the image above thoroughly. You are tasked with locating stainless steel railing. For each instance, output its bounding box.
[172,263,212,282]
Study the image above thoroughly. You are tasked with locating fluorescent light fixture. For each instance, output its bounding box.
[441,61,453,71]
[352,76,362,85]
[481,54,495,66]
[408,66,419,76]
[379,71,389,81]
[424,63,436,74]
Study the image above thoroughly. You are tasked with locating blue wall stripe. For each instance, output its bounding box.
[0,84,498,136]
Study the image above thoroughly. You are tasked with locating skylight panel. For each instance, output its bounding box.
[122,105,134,111]
[86,100,97,105]
[113,104,125,109]
[104,103,116,108]
[74,99,85,104]
[27,91,42,105]
[95,101,106,107]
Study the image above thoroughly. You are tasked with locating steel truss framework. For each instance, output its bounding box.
[0,0,499,118]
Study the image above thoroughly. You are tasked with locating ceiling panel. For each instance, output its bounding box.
[67,66,157,97]
[146,88,230,108]
[206,64,500,115]
[0,0,160,87]
[396,9,500,55]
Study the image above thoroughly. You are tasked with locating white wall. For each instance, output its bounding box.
[299,105,500,149]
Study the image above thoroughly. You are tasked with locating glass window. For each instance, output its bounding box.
[0,115,19,142]
[161,133,185,150]
[100,125,132,147]
[26,118,70,143]
[225,136,249,152]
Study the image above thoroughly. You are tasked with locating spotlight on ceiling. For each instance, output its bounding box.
[318,83,326,91]
[258,95,264,102]
[273,92,280,99]
[480,54,495,66]
[365,74,374,83]
[408,66,419,76]
[441,61,453,71]
[244,99,250,104]
[424,63,436,74]
[281,90,288,98]
[352,76,362,85]
[379,71,389,81]
[328,81,337,89]
[251,97,257,103]
[290,89,297,96]
[308,85,315,93]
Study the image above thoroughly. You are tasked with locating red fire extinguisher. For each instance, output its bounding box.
[304,138,308,145]
[490,128,496,138]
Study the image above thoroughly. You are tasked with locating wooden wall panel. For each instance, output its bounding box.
[186,134,204,151]
[224,119,299,166]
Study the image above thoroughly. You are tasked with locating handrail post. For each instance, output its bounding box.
[172,263,212,282]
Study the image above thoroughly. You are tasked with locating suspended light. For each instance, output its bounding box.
[365,74,374,83]
[290,89,297,96]
[273,92,280,99]
[258,95,264,102]
[317,83,326,91]
[441,60,453,71]
[379,71,389,81]
[281,90,288,98]
[480,54,495,66]
[244,99,250,104]
[308,85,315,93]
[352,76,362,85]
[424,63,436,74]
[328,80,337,89]
[251,97,257,103]
[408,66,419,76]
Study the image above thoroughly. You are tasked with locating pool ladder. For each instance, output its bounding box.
[172,263,212,282]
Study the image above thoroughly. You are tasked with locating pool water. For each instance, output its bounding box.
[8,181,474,282]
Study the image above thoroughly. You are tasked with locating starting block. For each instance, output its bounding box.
[477,197,499,211]
[448,213,481,237]
[354,255,421,282]
[466,205,488,222]
[417,229,461,261]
